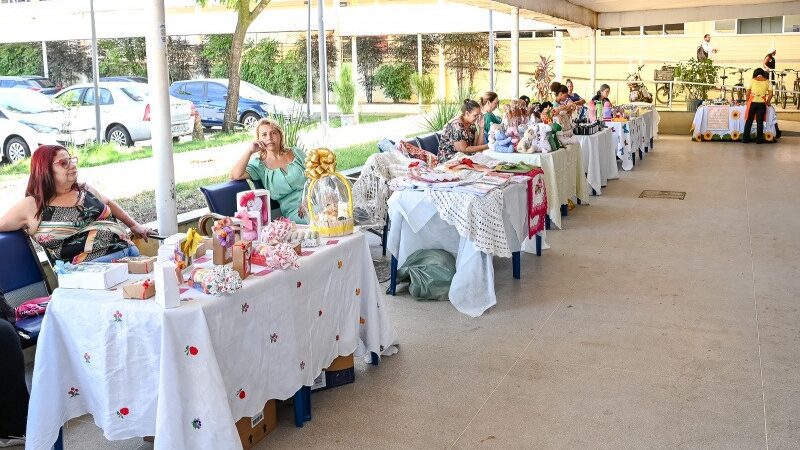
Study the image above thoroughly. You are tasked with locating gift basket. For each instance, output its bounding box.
[304,148,354,237]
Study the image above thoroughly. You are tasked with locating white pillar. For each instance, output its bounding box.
[89,0,102,143]
[511,7,519,98]
[438,41,446,100]
[488,10,495,92]
[145,0,178,236]
[351,36,359,121]
[555,30,564,83]
[41,41,49,78]
[334,0,342,81]
[306,0,312,116]
[317,0,329,125]
[417,34,423,110]
[589,29,597,96]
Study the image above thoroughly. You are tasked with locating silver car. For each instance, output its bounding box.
[54,82,194,147]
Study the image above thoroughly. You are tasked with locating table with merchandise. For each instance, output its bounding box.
[574,128,618,195]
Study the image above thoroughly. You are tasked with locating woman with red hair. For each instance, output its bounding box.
[0,145,151,263]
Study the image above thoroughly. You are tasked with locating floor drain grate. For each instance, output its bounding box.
[639,190,686,200]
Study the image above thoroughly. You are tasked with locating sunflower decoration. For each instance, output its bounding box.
[730,131,740,141]
[694,134,703,142]
[731,110,741,120]
[703,131,714,141]
[690,123,695,133]
[764,131,775,142]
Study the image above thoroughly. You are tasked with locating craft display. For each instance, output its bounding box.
[490,124,514,153]
[398,140,438,167]
[517,128,537,154]
[154,260,180,308]
[188,266,243,296]
[288,228,321,248]
[122,279,155,300]
[534,123,554,153]
[55,262,128,290]
[251,243,300,270]
[236,189,271,229]
[212,217,237,265]
[262,217,294,244]
[234,210,260,242]
[602,101,613,120]
[232,241,252,280]
[113,256,157,274]
[304,148,355,237]
[554,107,578,145]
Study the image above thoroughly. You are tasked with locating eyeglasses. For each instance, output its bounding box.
[53,156,78,169]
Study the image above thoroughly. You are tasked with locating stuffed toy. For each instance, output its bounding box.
[487,123,500,151]
[602,100,613,120]
[493,127,514,153]
[517,128,537,154]
[534,123,552,153]
[554,108,578,145]
[506,126,521,148]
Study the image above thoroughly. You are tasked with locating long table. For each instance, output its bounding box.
[574,128,618,195]
[26,232,398,450]
[484,144,590,229]
[690,104,779,142]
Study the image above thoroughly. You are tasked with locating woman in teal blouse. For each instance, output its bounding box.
[230,118,308,223]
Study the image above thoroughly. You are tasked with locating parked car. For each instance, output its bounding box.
[0,76,61,95]
[53,82,194,147]
[100,76,148,83]
[169,79,304,129]
[0,89,93,163]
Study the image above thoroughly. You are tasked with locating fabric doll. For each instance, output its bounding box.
[554,108,578,145]
[488,123,501,151]
[534,123,552,153]
[493,128,514,153]
[602,100,612,120]
[506,126,521,148]
[517,128,537,154]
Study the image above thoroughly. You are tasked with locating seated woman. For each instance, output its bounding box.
[437,99,488,163]
[554,85,573,106]
[230,118,308,223]
[0,145,150,264]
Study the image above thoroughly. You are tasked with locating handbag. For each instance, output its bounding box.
[697,45,708,61]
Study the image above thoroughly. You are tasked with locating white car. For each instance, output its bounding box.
[54,82,194,147]
[0,89,93,163]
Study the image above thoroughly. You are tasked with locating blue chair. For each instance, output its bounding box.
[198,179,281,218]
[415,132,441,155]
[0,231,51,349]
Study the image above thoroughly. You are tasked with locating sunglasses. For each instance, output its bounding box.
[53,156,79,169]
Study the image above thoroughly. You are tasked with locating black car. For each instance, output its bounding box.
[99,76,148,83]
[0,76,61,95]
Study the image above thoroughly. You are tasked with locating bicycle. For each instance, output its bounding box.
[791,69,800,110]
[627,64,653,103]
[717,66,732,101]
[730,67,749,104]
[654,64,675,105]
[773,70,789,109]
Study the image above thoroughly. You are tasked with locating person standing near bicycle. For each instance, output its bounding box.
[763,48,777,84]
[743,69,773,144]
[697,34,718,61]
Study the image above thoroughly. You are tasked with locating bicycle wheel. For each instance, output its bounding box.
[781,84,788,109]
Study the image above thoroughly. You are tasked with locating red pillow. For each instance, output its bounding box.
[399,140,438,167]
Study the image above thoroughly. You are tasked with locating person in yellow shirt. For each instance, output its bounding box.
[742,68,773,144]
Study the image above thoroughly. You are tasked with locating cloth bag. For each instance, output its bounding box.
[397,249,456,301]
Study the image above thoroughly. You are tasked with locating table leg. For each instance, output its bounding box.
[591,187,597,196]
[577,198,582,205]
[639,149,644,160]
[536,234,542,256]
[53,427,64,450]
[512,251,521,279]
[632,151,636,166]
[293,386,312,427]
[370,352,380,365]
[381,222,388,257]
[561,204,568,217]
[545,215,551,230]
[389,256,398,296]
[651,137,654,149]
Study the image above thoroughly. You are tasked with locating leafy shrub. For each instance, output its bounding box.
[411,73,435,105]
[0,43,42,76]
[334,64,356,115]
[202,35,235,78]
[374,63,414,103]
[241,39,305,100]
[421,99,459,133]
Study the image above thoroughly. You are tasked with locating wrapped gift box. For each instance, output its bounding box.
[163,233,193,273]
[250,243,301,267]
[236,189,271,226]
[232,241,252,280]
[122,279,156,300]
[114,256,157,274]
[57,263,128,290]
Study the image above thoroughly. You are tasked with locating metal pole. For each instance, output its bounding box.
[89,0,102,143]
[488,10,494,92]
[306,0,313,117]
[145,0,178,236]
[317,0,329,125]
[41,41,49,78]
[511,7,519,98]
[417,34,423,110]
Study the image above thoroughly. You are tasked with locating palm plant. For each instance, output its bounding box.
[421,98,460,133]
[526,55,555,101]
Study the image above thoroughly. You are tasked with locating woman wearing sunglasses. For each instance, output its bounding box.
[0,145,151,263]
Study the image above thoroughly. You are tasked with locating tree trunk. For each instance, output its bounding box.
[222,5,251,133]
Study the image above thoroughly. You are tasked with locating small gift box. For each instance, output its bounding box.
[212,218,237,265]
[189,268,213,295]
[57,262,129,290]
[154,261,180,308]
[114,256,157,274]
[195,237,212,258]
[237,189,271,225]
[122,278,156,300]
[232,240,252,280]
[234,210,261,242]
[163,233,193,275]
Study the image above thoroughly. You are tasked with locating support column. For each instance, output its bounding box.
[89,0,102,143]
[145,0,178,236]
[511,7,519,98]
[488,10,495,92]
[417,34,423,110]
[555,30,564,83]
[306,0,313,117]
[351,35,360,121]
[317,0,329,125]
[589,29,597,95]
[334,0,342,81]
[438,41,446,100]
[41,41,49,78]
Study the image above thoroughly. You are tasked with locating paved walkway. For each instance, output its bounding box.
[0,115,424,212]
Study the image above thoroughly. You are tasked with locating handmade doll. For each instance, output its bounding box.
[534,123,552,153]
[517,128,537,154]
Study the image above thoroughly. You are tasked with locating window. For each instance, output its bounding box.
[82,88,114,106]
[181,82,204,97]
[715,19,736,33]
[0,80,14,88]
[600,28,620,36]
[643,25,662,35]
[207,83,227,98]
[738,16,782,34]
[534,31,553,38]
[495,31,534,39]
[664,23,684,35]
[56,88,84,108]
[121,86,148,102]
[621,26,641,36]
[785,15,800,32]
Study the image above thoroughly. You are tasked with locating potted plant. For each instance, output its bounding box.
[411,73,436,109]
[674,58,719,112]
[334,64,357,126]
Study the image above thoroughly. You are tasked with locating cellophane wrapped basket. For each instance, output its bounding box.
[305,148,354,237]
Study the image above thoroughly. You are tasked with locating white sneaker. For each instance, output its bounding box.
[0,435,25,448]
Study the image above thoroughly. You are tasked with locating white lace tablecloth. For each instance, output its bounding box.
[387,183,532,317]
[484,144,590,229]
[575,128,618,195]
[25,232,398,450]
[606,116,646,171]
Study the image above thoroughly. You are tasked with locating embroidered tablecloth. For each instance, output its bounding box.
[574,128,618,195]
[690,104,779,142]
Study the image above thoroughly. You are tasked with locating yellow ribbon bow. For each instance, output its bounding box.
[304,148,337,180]
[183,228,204,258]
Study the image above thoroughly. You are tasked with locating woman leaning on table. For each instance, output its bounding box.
[437,99,489,163]
[0,145,151,264]
[230,117,308,224]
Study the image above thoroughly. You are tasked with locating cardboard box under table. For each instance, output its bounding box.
[311,354,355,391]
[236,400,277,450]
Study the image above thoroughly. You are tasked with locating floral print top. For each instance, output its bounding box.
[437,118,477,163]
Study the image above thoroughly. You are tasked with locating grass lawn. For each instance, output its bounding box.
[115,139,382,224]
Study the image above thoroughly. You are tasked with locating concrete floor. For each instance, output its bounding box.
[19,134,800,449]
